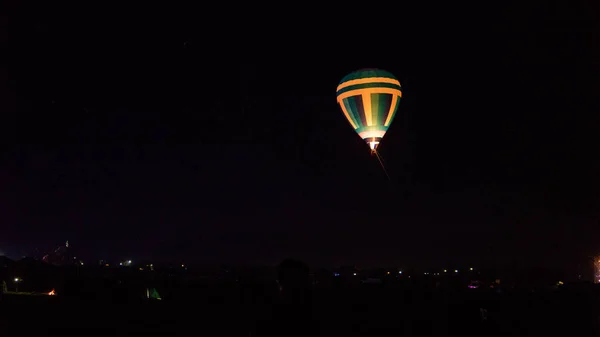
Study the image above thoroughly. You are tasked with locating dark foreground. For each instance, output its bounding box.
[1,284,599,337]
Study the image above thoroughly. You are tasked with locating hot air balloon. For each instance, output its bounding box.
[336,69,402,154]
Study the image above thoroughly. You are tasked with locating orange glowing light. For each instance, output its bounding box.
[48,289,56,296]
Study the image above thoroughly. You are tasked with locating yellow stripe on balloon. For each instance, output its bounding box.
[336,77,401,91]
[384,94,399,127]
[337,88,402,102]
[361,92,373,126]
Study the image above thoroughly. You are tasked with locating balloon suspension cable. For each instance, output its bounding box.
[373,150,391,182]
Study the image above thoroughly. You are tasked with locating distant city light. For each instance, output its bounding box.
[443,269,447,273]
[454,270,458,273]
[353,272,357,276]
[470,267,474,271]
[398,271,402,274]
[14,278,20,282]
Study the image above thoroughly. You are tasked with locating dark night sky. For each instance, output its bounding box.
[7,3,600,268]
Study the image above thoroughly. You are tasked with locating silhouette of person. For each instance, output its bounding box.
[254,258,315,337]
[277,258,311,302]
[0,280,5,302]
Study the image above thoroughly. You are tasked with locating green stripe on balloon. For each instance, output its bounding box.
[339,69,397,83]
[355,125,389,134]
[342,98,360,129]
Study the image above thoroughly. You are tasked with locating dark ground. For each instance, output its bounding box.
[1,284,599,337]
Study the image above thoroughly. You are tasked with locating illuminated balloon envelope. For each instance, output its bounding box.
[336,69,402,152]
